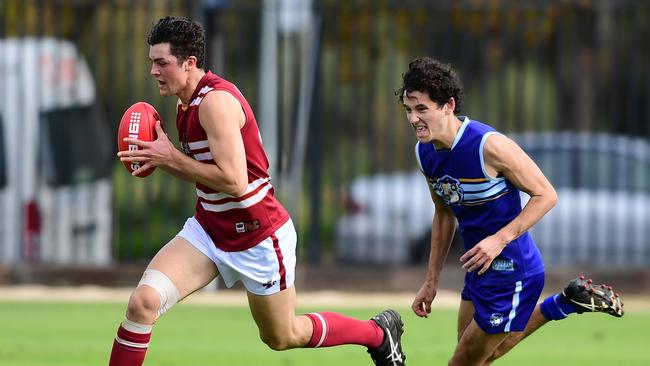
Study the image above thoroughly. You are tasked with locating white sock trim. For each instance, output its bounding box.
[115,336,150,349]
[309,313,328,348]
[121,318,153,334]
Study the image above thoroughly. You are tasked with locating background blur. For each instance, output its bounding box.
[0,0,649,291]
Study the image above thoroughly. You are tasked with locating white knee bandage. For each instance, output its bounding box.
[137,269,180,318]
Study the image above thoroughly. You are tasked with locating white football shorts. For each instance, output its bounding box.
[177,217,296,295]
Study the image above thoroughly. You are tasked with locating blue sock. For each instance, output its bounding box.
[540,294,579,321]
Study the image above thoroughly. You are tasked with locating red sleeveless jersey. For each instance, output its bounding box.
[176,71,290,251]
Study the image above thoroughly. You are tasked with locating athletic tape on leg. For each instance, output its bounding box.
[122,318,153,334]
[137,269,180,318]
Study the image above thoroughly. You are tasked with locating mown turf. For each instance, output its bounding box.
[0,302,647,365]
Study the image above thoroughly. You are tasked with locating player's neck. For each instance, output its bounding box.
[178,69,206,105]
[432,116,463,150]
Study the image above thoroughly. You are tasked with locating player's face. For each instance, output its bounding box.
[402,90,450,143]
[149,43,188,97]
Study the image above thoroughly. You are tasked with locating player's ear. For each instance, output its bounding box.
[185,56,197,70]
[446,98,455,115]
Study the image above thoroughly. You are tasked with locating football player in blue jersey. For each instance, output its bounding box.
[400,57,624,366]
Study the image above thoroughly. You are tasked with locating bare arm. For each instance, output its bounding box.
[169,90,248,195]
[460,133,557,274]
[412,183,458,318]
[118,91,248,196]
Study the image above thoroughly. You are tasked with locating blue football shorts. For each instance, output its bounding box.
[461,272,545,334]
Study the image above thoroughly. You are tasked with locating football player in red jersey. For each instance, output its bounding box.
[111,16,405,366]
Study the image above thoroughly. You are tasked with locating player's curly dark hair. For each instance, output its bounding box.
[147,16,205,69]
[396,57,463,114]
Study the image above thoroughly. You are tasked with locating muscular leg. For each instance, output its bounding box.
[109,236,218,366]
[126,236,219,324]
[484,305,549,364]
[246,286,313,350]
[246,285,386,352]
[449,299,509,366]
[480,275,622,366]
[456,299,475,342]
[450,322,509,365]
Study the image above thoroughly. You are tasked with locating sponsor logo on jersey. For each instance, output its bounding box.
[433,175,464,205]
[491,258,515,271]
[235,219,261,233]
[489,313,504,326]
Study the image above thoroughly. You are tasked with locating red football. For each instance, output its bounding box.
[117,102,161,177]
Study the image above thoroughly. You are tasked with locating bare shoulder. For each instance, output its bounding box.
[199,90,244,128]
[200,90,241,111]
[483,133,521,156]
[483,133,529,161]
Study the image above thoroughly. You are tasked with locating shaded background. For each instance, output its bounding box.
[0,0,648,289]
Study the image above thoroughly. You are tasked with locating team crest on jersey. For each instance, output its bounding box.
[433,175,464,205]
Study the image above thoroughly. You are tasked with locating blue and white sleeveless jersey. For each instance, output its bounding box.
[416,117,544,284]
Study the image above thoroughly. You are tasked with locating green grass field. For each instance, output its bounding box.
[0,302,648,366]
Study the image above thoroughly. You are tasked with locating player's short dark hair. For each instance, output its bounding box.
[147,16,205,69]
[397,57,463,114]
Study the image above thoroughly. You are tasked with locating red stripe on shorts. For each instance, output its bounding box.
[271,234,286,290]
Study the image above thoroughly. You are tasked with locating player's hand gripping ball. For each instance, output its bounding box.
[117,102,160,177]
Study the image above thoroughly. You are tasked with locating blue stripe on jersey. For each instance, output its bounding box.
[459,179,501,192]
[463,191,509,205]
[462,180,508,202]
